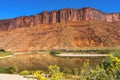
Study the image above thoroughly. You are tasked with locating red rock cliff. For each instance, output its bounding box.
[0,7,120,30]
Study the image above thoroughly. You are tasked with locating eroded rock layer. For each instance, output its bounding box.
[0,7,120,31]
[0,7,120,51]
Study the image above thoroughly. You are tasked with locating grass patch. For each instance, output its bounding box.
[57,47,120,54]
[37,47,120,54]
[111,50,120,57]
[0,65,18,74]
[0,51,12,57]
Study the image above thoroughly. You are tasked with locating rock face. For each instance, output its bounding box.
[0,7,120,31]
[0,7,120,51]
[0,20,120,51]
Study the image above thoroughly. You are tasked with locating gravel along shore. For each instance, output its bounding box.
[0,74,36,80]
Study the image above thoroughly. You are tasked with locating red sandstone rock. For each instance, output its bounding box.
[0,7,120,31]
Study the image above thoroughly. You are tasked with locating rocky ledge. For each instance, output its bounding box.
[0,7,120,30]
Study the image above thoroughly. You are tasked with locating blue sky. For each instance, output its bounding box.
[0,0,120,19]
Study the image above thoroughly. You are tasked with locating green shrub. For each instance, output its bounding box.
[0,67,6,73]
[33,71,48,80]
[0,49,5,52]
[78,54,120,80]
[20,70,31,75]
[6,65,18,74]
[0,51,12,57]
[49,65,64,80]
[97,49,111,54]
[33,65,64,80]
[48,65,60,74]
[0,65,18,74]
[63,67,72,74]
[111,50,120,57]
[49,50,61,55]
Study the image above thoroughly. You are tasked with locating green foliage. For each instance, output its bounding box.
[48,65,64,80]
[0,49,5,52]
[0,51,12,57]
[73,68,79,76]
[88,54,120,80]
[63,67,72,74]
[33,71,48,80]
[48,65,60,74]
[20,52,120,80]
[78,54,120,80]
[0,67,6,73]
[103,54,120,80]
[111,50,120,57]
[79,60,91,80]
[59,48,114,54]
[49,50,61,55]
[0,65,18,74]
[6,65,18,74]
[89,65,109,80]
[20,70,31,75]
[33,65,64,80]
[51,72,64,80]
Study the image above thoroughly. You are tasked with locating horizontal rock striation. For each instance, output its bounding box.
[0,7,120,30]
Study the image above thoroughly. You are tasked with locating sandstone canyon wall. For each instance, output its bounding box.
[0,7,120,51]
[0,7,120,31]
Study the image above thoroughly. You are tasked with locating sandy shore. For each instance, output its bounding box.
[57,53,108,57]
[0,74,35,80]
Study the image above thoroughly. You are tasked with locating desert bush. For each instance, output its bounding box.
[48,65,60,74]
[49,50,61,55]
[58,48,113,54]
[102,54,120,80]
[20,55,120,80]
[111,50,120,57]
[6,65,18,74]
[63,67,72,74]
[0,51,12,57]
[88,54,120,80]
[79,60,91,80]
[33,71,48,80]
[97,49,114,54]
[0,67,6,73]
[78,54,120,80]
[0,65,18,74]
[49,65,64,80]
[20,70,31,75]
[33,65,64,80]
[0,49,5,52]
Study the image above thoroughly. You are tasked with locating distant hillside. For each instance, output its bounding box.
[0,7,120,51]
